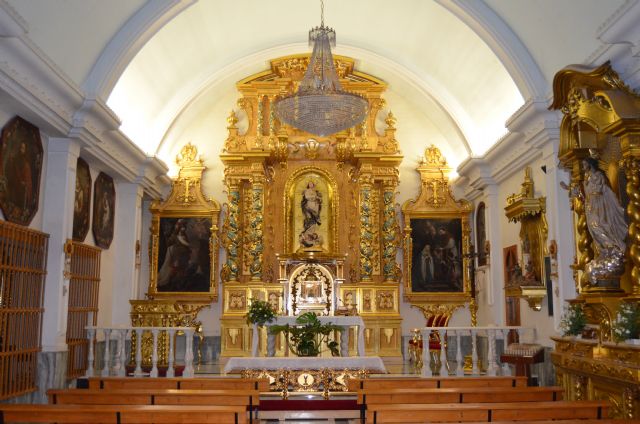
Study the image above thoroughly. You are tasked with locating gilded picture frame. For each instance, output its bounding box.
[401,146,473,303]
[147,143,220,301]
[284,167,338,254]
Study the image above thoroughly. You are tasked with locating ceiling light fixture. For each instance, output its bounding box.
[273,0,368,137]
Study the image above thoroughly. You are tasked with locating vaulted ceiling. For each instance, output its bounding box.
[4,0,631,175]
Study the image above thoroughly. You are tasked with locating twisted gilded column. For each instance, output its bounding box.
[359,174,374,281]
[223,178,241,282]
[249,174,264,281]
[382,180,398,282]
[623,157,640,295]
[570,162,593,291]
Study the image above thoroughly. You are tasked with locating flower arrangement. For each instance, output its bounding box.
[269,312,343,357]
[560,303,587,337]
[245,299,277,327]
[612,302,640,343]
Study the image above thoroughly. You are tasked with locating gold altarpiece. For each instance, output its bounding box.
[401,146,474,325]
[219,54,403,357]
[130,144,220,366]
[550,62,640,419]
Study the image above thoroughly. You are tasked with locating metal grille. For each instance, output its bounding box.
[66,241,101,378]
[0,221,48,400]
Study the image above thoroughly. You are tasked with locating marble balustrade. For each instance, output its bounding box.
[85,326,196,378]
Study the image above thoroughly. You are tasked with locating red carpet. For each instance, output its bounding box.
[260,399,359,411]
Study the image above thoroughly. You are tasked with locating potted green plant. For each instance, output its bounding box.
[612,302,640,344]
[560,303,587,337]
[269,312,343,357]
[246,299,277,327]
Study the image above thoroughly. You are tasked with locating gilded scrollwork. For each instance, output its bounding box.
[359,176,374,281]
[222,184,241,282]
[248,179,264,281]
[382,181,399,282]
[622,157,640,295]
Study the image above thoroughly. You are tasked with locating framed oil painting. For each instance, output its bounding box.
[401,146,472,303]
[155,217,212,292]
[285,167,338,254]
[147,143,220,301]
[408,218,463,293]
[0,116,43,226]
[92,172,115,249]
[72,158,91,241]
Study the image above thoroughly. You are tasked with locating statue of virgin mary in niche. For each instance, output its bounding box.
[581,156,628,287]
[299,180,324,250]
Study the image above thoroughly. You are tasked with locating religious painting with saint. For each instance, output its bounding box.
[156,217,212,293]
[409,218,463,292]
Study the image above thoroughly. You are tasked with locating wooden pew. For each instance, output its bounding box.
[49,388,259,423]
[349,375,528,391]
[0,404,247,424]
[366,400,609,424]
[48,388,259,406]
[87,376,268,391]
[358,386,564,406]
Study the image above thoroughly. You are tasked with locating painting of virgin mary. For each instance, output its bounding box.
[92,172,115,249]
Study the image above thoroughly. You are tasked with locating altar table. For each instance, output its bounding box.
[251,315,366,357]
[223,356,386,373]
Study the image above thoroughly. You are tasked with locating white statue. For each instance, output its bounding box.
[581,157,628,284]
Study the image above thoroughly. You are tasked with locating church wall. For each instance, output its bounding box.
[497,156,557,346]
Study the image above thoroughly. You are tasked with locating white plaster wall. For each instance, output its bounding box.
[496,157,557,346]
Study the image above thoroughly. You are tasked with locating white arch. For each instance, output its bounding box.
[437,0,548,99]
[81,0,195,99]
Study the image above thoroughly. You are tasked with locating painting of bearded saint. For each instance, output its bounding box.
[156,217,211,292]
[294,176,330,252]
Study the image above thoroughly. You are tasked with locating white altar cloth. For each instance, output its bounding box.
[251,315,366,357]
[223,356,386,373]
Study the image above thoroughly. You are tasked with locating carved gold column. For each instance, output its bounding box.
[618,131,640,297]
[570,158,594,291]
[223,177,242,282]
[359,171,374,281]
[249,170,264,281]
[382,179,399,282]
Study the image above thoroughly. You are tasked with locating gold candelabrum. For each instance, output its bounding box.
[549,62,640,418]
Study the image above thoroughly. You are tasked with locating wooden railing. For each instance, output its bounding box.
[66,241,101,378]
[0,221,48,400]
[417,326,536,378]
[86,326,196,378]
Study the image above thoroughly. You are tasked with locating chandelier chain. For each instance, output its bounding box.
[320,0,324,27]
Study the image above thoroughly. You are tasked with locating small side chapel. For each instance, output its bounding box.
[1,1,640,421]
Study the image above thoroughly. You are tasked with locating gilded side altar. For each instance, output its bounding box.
[550,62,640,418]
[219,55,403,357]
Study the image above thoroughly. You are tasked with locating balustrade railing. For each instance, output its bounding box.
[85,326,195,378]
[415,326,536,378]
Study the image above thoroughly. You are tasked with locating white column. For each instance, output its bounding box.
[111,183,144,326]
[41,138,80,351]
[485,184,505,324]
[541,141,576,330]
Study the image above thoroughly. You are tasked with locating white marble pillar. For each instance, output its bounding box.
[485,184,505,324]
[41,138,80,352]
[111,183,144,326]
[541,141,576,329]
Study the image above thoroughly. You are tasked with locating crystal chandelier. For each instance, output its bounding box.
[273,1,368,137]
